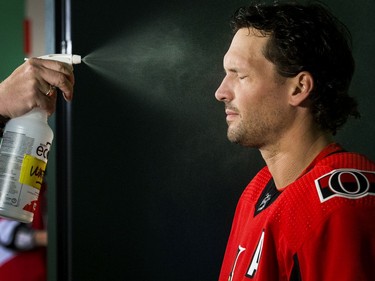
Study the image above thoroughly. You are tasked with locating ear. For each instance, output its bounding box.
[289,71,314,106]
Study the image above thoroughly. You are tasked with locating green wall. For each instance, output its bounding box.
[0,1,24,80]
[0,3,58,281]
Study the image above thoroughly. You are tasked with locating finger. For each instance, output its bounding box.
[56,79,74,101]
[48,71,74,101]
[38,87,58,116]
[28,58,75,100]
[39,79,72,102]
[32,57,73,75]
[45,85,57,97]
[45,81,72,102]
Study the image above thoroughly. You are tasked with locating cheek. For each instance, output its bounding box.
[236,82,287,117]
[236,89,264,115]
[242,91,285,125]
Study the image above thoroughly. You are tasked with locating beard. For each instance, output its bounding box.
[226,107,287,149]
[227,118,265,148]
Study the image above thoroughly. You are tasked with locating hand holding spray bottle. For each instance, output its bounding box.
[0,54,81,223]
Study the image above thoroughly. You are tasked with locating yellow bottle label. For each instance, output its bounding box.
[19,154,46,189]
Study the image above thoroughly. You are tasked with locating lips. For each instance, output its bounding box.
[225,108,239,122]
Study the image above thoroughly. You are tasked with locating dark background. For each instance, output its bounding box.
[69,0,375,280]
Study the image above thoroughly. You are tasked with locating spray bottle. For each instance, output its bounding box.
[0,54,81,223]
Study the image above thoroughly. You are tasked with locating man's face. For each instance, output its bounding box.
[215,28,295,149]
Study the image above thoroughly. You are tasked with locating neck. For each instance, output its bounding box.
[259,130,333,190]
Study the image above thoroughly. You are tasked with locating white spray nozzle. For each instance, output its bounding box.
[25,54,82,65]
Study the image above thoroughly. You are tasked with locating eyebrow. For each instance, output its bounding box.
[227,67,239,73]
[224,65,243,75]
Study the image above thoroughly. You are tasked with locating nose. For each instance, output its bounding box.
[215,77,232,102]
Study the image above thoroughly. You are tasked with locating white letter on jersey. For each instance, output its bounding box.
[229,245,246,281]
[247,230,265,278]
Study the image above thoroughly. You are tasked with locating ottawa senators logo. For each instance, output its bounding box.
[315,169,375,202]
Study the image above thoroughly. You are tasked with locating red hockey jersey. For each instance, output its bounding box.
[0,183,47,281]
[219,143,375,281]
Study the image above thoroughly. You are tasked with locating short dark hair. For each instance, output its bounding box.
[230,1,360,134]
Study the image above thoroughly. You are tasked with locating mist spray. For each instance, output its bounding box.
[0,54,81,223]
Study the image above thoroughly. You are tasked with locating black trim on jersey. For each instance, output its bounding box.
[254,179,281,216]
[253,147,347,217]
[291,254,302,281]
